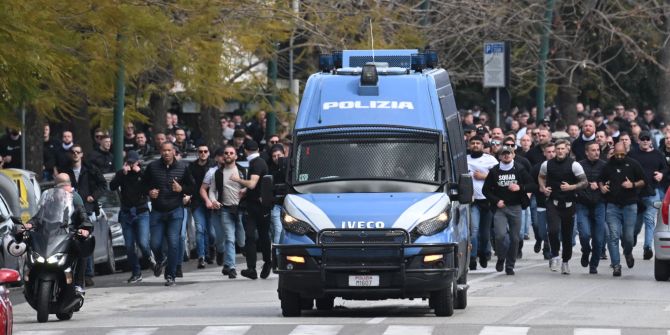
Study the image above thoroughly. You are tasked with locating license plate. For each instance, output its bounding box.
[348,275,379,287]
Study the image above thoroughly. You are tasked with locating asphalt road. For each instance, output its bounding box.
[9,241,670,335]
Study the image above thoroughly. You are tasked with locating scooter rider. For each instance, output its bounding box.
[18,173,94,293]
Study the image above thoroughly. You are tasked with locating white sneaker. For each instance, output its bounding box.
[561,262,570,275]
[550,257,560,272]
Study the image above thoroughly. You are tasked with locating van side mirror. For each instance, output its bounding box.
[449,174,473,204]
[261,175,274,208]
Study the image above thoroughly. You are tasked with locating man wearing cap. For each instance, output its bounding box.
[110,151,154,283]
[629,130,669,260]
[230,140,271,280]
[482,145,536,275]
[538,139,588,274]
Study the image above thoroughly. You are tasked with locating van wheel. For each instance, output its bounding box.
[37,280,52,323]
[56,311,73,320]
[316,297,335,310]
[300,298,314,310]
[455,271,467,309]
[430,282,454,317]
[97,235,116,275]
[655,258,670,281]
[280,290,302,317]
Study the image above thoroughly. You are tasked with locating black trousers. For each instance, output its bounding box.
[546,201,576,262]
[244,202,272,269]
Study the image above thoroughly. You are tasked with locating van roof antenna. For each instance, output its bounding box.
[370,18,375,63]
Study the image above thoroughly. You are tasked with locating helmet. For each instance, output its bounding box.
[7,240,26,257]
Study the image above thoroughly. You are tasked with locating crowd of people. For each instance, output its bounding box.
[465,103,668,277]
[2,110,289,288]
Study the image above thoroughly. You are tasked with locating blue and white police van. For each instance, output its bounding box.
[263,49,473,317]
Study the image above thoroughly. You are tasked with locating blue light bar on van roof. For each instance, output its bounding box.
[319,54,334,73]
[319,50,438,72]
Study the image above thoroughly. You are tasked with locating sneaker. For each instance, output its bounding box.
[612,264,622,277]
[505,268,515,275]
[228,268,237,279]
[176,265,183,278]
[524,234,530,240]
[550,257,560,272]
[589,266,597,274]
[165,277,176,287]
[479,255,488,268]
[74,285,85,296]
[600,253,608,260]
[85,277,95,287]
[534,240,541,253]
[643,248,653,260]
[561,262,570,275]
[625,254,635,269]
[197,257,206,269]
[469,257,477,271]
[581,252,590,268]
[222,266,230,276]
[216,252,224,266]
[127,274,143,284]
[543,250,552,260]
[495,258,504,272]
[153,259,166,277]
[260,262,271,279]
[241,268,258,280]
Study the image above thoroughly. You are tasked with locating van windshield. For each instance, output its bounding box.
[294,137,439,184]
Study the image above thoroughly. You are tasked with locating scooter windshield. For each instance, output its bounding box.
[30,188,75,258]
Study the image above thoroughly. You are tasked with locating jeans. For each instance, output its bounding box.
[150,207,184,279]
[119,208,152,276]
[635,189,659,250]
[245,202,271,270]
[270,205,284,245]
[606,203,637,267]
[576,203,605,268]
[177,208,189,266]
[470,201,492,258]
[192,205,211,258]
[520,207,530,238]
[493,205,522,269]
[546,201,576,262]
[219,207,244,268]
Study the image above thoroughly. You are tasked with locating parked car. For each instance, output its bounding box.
[655,190,670,281]
[0,269,20,334]
[0,194,17,271]
[0,169,40,224]
[97,185,127,268]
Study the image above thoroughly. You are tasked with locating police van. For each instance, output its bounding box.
[264,49,473,317]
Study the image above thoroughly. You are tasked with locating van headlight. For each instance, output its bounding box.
[281,211,315,235]
[412,207,451,236]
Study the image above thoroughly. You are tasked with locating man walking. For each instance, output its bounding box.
[538,139,588,274]
[482,145,536,275]
[599,142,646,276]
[143,142,195,286]
[188,145,216,268]
[576,142,607,274]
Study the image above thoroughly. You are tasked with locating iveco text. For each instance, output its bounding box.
[322,101,414,110]
[341,221,385,229]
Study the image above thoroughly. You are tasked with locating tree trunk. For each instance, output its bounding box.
[24,106,44,179]
[149,92,169,135]
[557,84,579,125]
[658,9,670,124]
[200,105,222,149]
[71,101,94,156]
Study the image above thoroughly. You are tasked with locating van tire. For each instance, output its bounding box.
[655,258,670,281]
[455,270,467,309]
[97,234,116,275]
[430,282,454,316]
[280,290,302,317]
[300,298,314,310]
[316,297,335,310]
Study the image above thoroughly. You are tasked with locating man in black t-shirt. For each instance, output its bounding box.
[599,142,646,277]
[230,140,271,280]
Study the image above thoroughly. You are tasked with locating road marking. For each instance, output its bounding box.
[197,326,252,335]
[107,329,158,335]
[14,332,65,335]
[383,325,434,335]
[289,325,343,335]
[574,329,620,335]
[479,326,529,335]
[366,317,386,324]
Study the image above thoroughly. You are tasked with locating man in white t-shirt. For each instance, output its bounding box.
[467,135,499,270]
[200,145,247,279]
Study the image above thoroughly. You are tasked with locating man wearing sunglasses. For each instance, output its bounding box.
[599,142,646,277]
[188,145,216,269]
[628,131,669,261]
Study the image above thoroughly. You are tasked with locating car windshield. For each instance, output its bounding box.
[294,137,439,184]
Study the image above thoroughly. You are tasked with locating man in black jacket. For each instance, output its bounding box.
[539,139,588,275]
[188,145,216,268]
[88,135,115,174]
[576,141,607,274]
[110,151,154,284]
[482,145,537,275]
[143,142,195,286]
